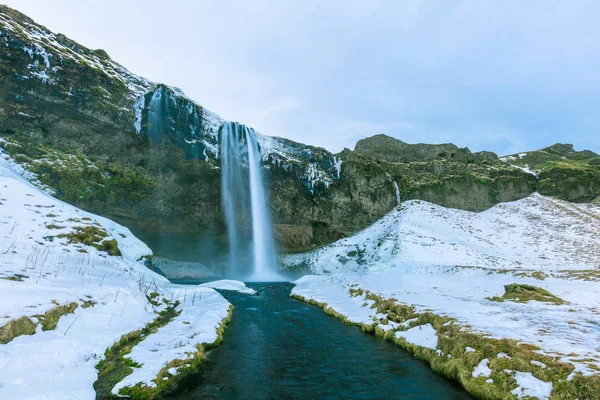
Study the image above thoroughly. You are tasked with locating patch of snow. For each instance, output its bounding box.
[394,324,438,350]
[198,280,257,295]
[112,286,230,393]
[133,93,146,134]
[465,347,476,353]
[530,360,547,369]
[510,371,552,400]
[472,358,492,378]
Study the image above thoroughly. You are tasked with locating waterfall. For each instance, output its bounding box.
[147,88,163,142]
[393,180,401,206]
[220,121,282,281]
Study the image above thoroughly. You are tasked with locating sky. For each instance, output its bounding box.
[3,0,600,155]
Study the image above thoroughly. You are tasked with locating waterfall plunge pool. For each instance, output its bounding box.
[168,282,472,399]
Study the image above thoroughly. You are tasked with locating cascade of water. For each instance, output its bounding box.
[220,121,282,281]
[393,180,401,206]
[147,88,163,142]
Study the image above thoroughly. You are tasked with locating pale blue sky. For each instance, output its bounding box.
[4,0,600,155]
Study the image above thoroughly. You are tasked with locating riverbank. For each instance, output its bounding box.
[292,270,600,400]
[0,154,238,399]
[170,282,472,399]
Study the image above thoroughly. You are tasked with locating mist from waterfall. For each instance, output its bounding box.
[220,121,282,281]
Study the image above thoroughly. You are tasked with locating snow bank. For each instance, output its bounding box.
[0,156,230,399]
[199,279,257,295]
[112,286,230,393]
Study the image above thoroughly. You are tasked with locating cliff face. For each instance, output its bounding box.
[353,134,538,212]
[1,5,597,262]
[0,5,394,259]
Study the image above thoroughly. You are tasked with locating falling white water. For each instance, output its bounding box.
[147,88,163,141]
[393,180,401,206]
[220,121,282,281]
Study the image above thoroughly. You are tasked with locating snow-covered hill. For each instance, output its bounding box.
[283,193,600,273]
[287,196,600,399]
[0,153,244,399]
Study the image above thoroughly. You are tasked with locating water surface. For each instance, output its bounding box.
[171,282,471,400]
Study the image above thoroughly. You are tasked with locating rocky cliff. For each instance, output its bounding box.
[1,5,597,263]
[0,5,395,261]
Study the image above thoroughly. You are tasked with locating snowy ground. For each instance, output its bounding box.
[288,195,600,399]
[0,154,242,399]
[283,194,600,273]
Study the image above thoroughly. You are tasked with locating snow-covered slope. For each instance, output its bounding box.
[283,193,600,273]
[0,154,238,399]
[288,195,600,399]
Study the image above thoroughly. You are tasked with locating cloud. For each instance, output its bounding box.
[4,0,599,155]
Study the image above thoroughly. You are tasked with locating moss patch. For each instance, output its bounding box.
[487,283,566,305]
[0,316,37,344]
[57,226,122,257]
[34,302,79,331]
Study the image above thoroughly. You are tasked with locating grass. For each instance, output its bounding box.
[95,299,234,399]
[0,316,37,344]
[34,302,79,331]
[45,224,66,230]
[0,273,29,282]
[0,300,81,344]
[117,306,234,399]
[80,299,96,309]
[94,300,182,398]
[57,226,122,257]
[487,283,566,305]
[293,287,600,400]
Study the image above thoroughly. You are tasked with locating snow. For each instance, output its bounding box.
[472,358,492,378]
[333,156,342,179]
[0,156,231,399]
[198,279,257,295]
[511,371,552,400]
[283,193,600,273]
[133,94,146,134]
[112,286,230,393]
[394,324,438,350]
[531,360,547,369]
[291,269,600,379]
[288,193,600,389]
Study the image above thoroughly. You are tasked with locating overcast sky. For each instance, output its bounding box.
[4,0,600,155]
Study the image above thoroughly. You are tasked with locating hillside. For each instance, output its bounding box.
[500,144,600,202]
[0,152,248,399]
[285,195,600,399]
